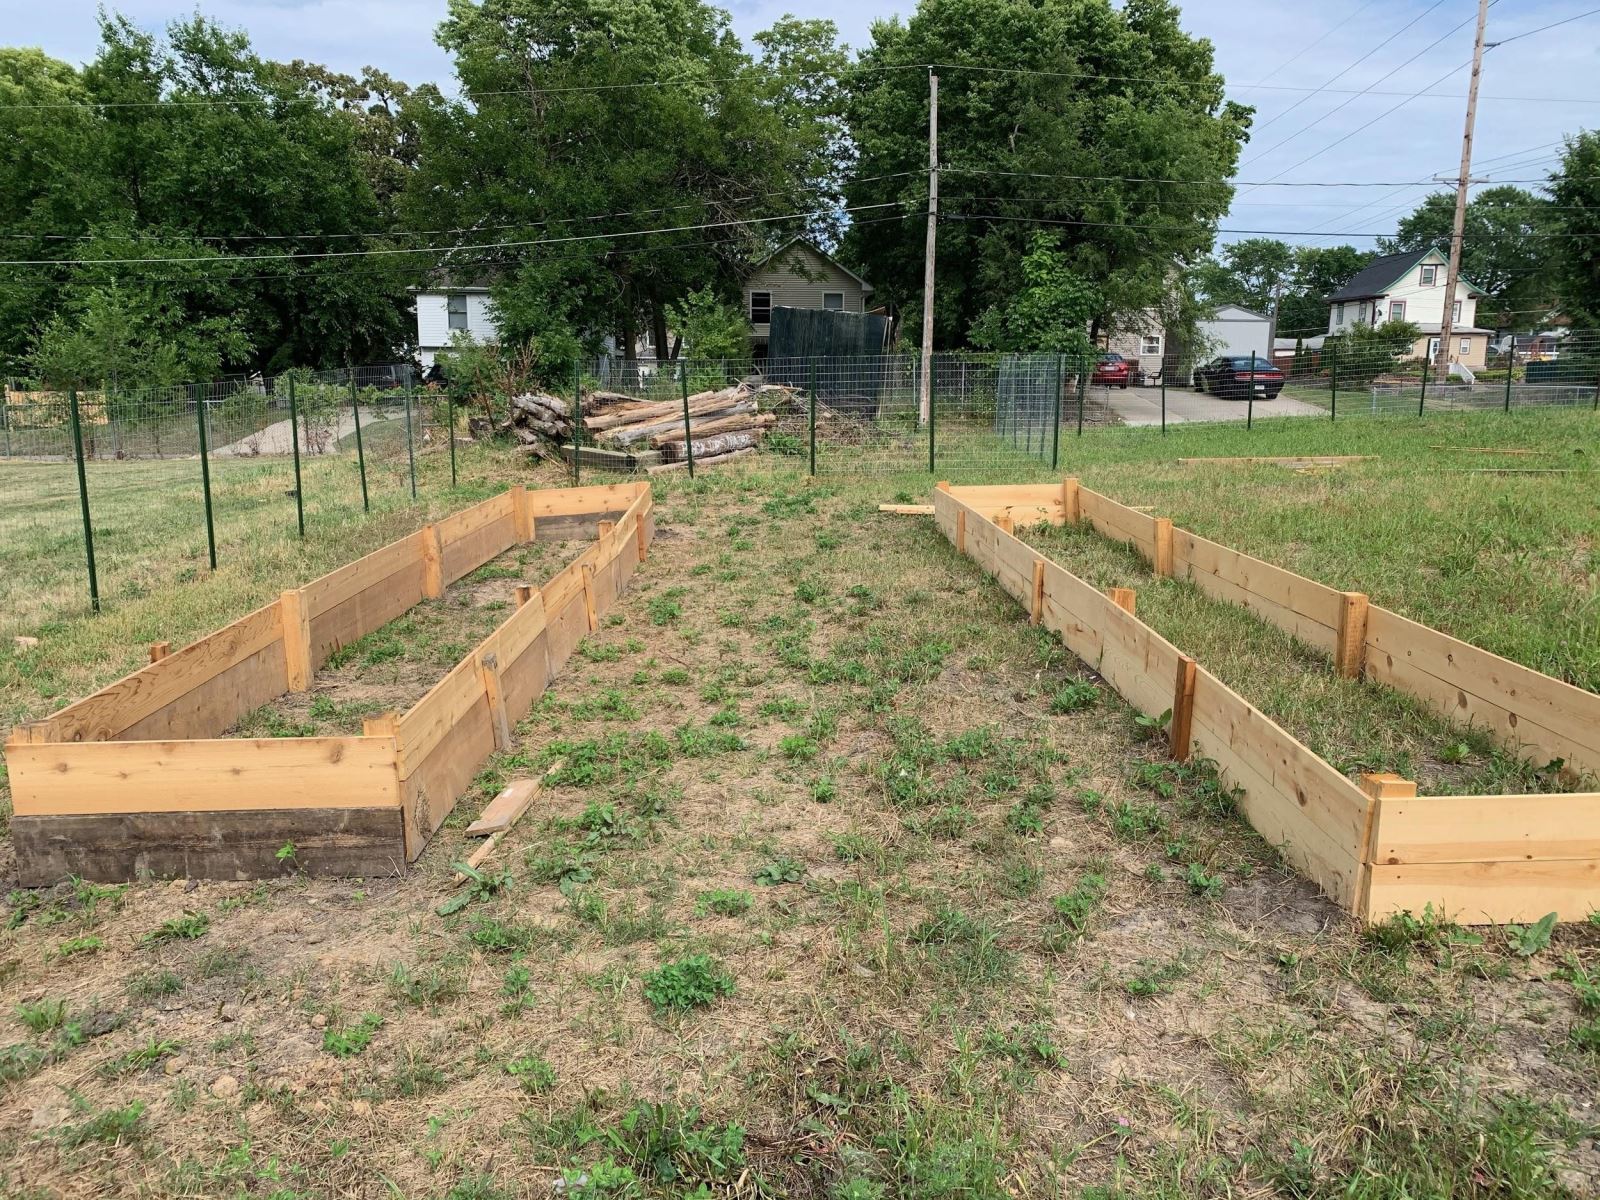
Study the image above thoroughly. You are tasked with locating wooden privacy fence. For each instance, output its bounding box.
[5,482,655,884]
[933,482,1600,926]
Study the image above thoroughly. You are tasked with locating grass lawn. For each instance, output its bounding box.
[0,413,1597,1197]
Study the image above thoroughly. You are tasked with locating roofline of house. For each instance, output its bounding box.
[753,236,874,294]
[1326,247,1489,303]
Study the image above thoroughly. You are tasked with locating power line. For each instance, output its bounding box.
[1489,5,1600,46]
[1247,0,1385,88]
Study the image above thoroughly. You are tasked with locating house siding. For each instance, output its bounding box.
[744,245,869,342]
[415,291,497,368]
[1326,249,1482,346]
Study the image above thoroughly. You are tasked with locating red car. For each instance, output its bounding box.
[1090,352,1134,388]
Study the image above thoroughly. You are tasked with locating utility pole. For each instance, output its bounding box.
[1435,0,1489,379]
[918,70,939,426]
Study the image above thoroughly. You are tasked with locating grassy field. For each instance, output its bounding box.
[0,411,1597,1197]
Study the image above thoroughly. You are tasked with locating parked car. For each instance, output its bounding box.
[1191,355,1284,400]
[1090,352,1133,389]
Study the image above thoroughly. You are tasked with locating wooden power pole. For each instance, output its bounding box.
[919,71,939,425]
[1435,0,1489,378]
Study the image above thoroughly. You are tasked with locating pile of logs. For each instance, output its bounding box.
[505,380,798,470]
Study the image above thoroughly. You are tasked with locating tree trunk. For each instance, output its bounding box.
[651,301,670,364]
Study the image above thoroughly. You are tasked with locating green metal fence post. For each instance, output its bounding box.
[679,362,696,479]
[1247,351,1256,430]
[807,358,817,477]
[349,374,369,512]
[288,377,306,538]
[196,391,217,570]
[573,361,584,484]
[1050,354,1063,468]
[447,389,458,487]
[1418,355,1429,417]
[1505,350,1515,413]
[1076,356,1087,436]
[1330,348,1338,421]
[1159,366,1167,436]
[927,356,936,473]
[68,388,100,613]
[403,369,417,500]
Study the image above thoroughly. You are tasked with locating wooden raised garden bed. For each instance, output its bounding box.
[934,481,1600,926]
[5,482,655,884]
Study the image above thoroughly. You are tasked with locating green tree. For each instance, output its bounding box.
[1281,245,1373,337]
[969,233,1097,356]
[1322,318,1422,386]
[1379,186,1555,329]
[668,288,752,364]
[402,0,847,377]
[1549,133,1600,328]
[842,0,1249,347]
[1193,240,1373,339]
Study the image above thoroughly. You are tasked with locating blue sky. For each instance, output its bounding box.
[10,0,1600,250]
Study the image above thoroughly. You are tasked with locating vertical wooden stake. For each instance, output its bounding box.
[511,484,534,542]
[597,519,615,543]
[635,514,648,562]
[1108,587,1136,615]
[936,480,951,492]
[1029,560,1045,625]
[955,509,967,554]
[148,641,171,663]
[479,653,513,752]
[280,589,313,691]
[1357,771,1418,921]
[1170,654,1197,761]
[1153,517,1174,577]
[996,511,1014,535]
[363,711,399,739]
[515,584,534,608]
[1335,591,1370,679]
[420,524,444,599]
[1062,477,1081,525]
[581,563,598,632]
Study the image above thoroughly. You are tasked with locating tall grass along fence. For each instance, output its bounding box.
[6,482,653,883]
[933,481,1600,927]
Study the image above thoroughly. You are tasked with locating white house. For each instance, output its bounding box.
[1326,247,1491,369]
[414,285,495,370]
[1105,302,1270,380]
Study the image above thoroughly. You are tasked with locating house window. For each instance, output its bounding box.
[447,294,468,331]
[750,291,772,324]
[822,292,844,311]
[1335,303,1345,325]
[1387,300,1405,323]
[1460,338,1471,356]
[1428,337,1441,359]
[1452,300,1462,322]
[1140,334,1162,356]
[1420,265,1437,286]
[1356,301,1368,324]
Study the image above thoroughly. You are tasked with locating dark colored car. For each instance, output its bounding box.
[1090,352,1134,389]
[1192,355,1284,400]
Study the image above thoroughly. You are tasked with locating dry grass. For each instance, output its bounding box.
[0,462,1596,1198]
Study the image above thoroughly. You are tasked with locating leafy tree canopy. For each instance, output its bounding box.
[842,0,1250,348]
[1548,134,1600,329]
[1192,239,1374,339]
[969,233,1098,356]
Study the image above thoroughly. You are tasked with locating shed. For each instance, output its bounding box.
[1199,303,1272,361]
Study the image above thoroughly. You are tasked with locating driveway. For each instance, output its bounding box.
[211,405,401,457]
[1101,385,1327,427]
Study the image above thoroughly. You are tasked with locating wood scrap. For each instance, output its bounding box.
[646,446,758,474]
[1430,445,1545,455]
[650,410,775,447]
[878,503,934,515]
[1177,455,1378,467]
[1445,468,1586,475]
[452,758,564,883]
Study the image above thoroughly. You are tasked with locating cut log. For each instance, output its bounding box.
[651,411,774,447]
[600,398,755,447]
[511,392,569,417]
[647,446,758,474]
[584,388,732,432]
[659,429,762,462]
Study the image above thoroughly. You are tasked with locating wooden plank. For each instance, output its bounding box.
[1369,792,1600,865]
[1153,517,1174,578]
[1063,477,1081,525]
[420,525,443,598]
[12,807,406,886]
[395,655,489,777]
[1176,455,1378,466]
[466,779,542,837]
[479,653,512,752]
[511,484,534,542]
[879,503,935,515]
[545,581,590,676]
[527,482,640,518]
[1429,446,1545,455]
[309,557,427,668]
[440,512,518,586]
[1187,667,1369,910]
[1171,655,1197,761]
[1079,487,1159,559]
[303,531,424,617]
[281,589,312,691]
[1365,859,1600,925]
[532,510,628,542]
[1363,605,1600,777]
[399,709,496,855]
[6,737,401,816]
[581,564,598,631]
[1335,592,1369,679]
[1171,529,1343,656]
[48,601,286,743]
[435,491,513,548]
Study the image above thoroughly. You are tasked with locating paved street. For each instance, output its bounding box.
[1102,385,1327,426]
